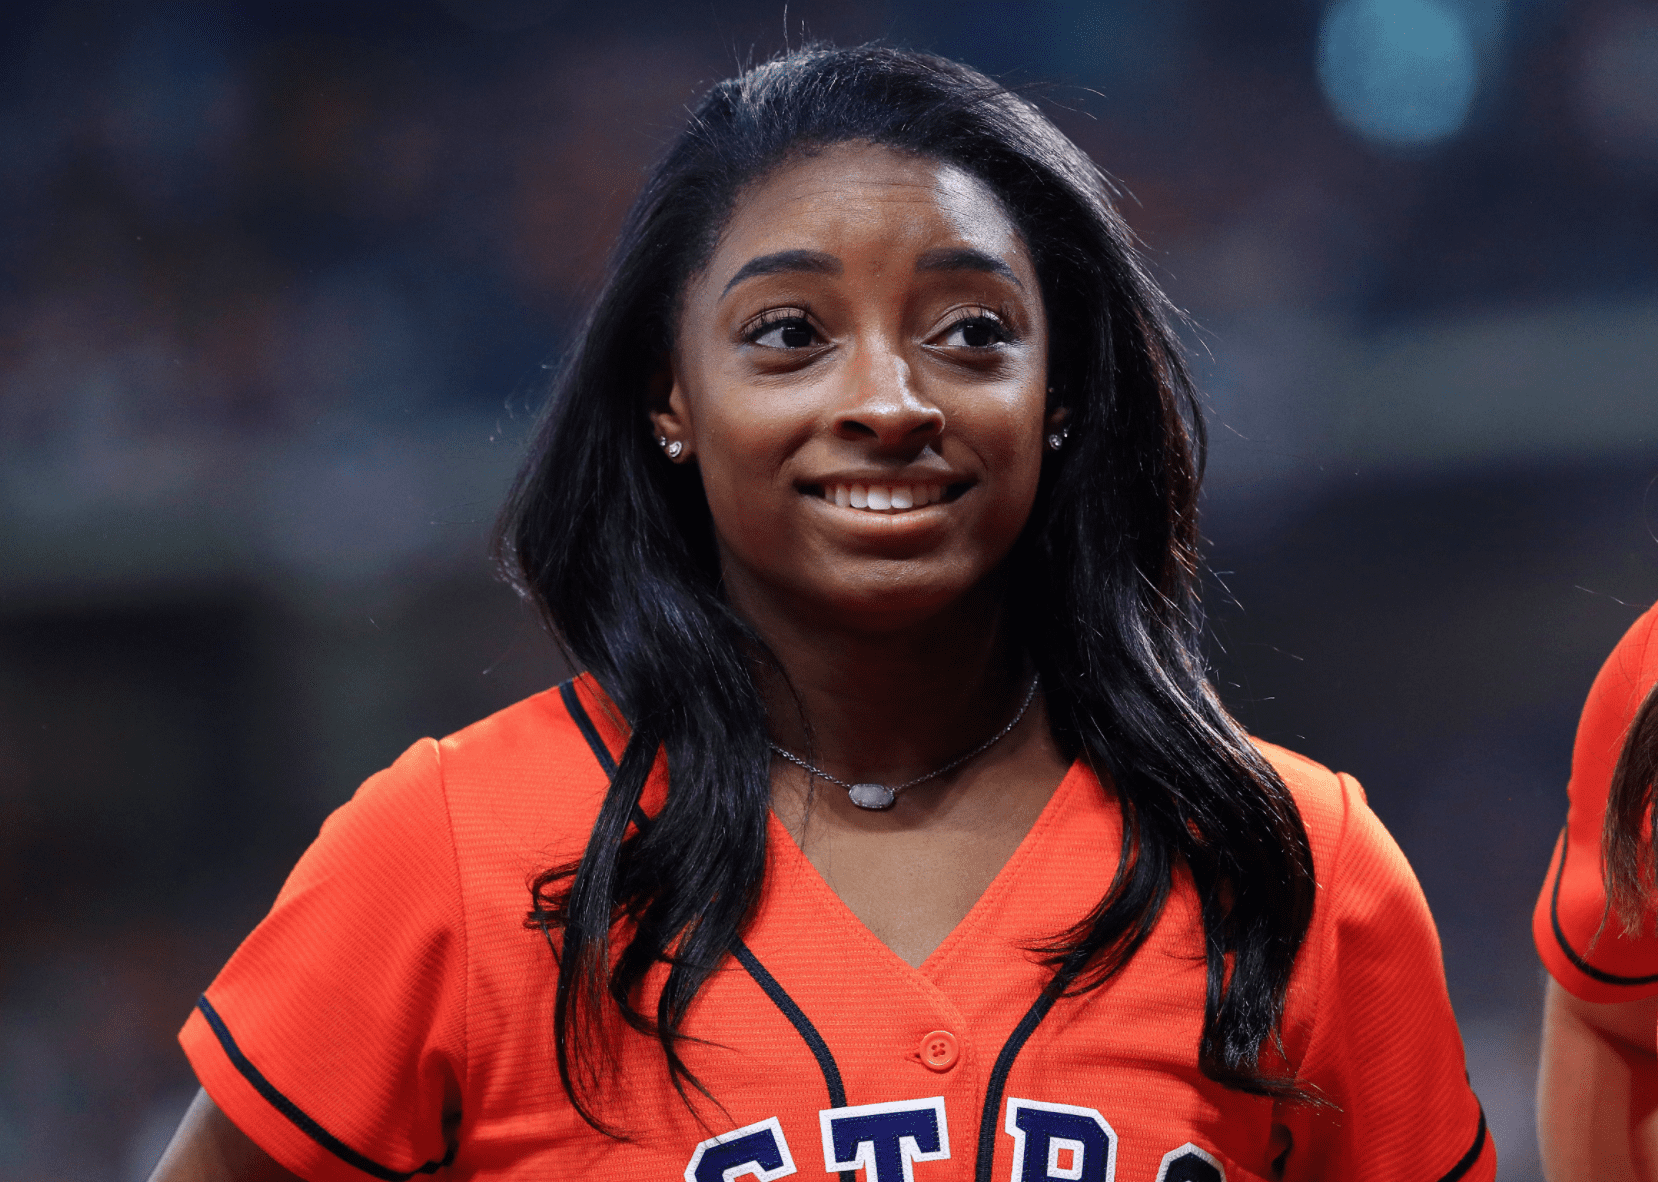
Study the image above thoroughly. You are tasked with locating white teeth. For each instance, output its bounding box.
[824,482,947,512]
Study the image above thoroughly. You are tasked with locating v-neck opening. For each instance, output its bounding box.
[765,756,1095,986]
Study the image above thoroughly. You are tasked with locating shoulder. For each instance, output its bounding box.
[308,677,622,894]
[1602,599,1658,691]
[436,675,621,791]
[1250,738,1431,960]
[1574,602,1658,797]
[1250,738,1368,870]
[1533,602,1658,1000]
[1238,741,1489,1179]
[429,675,625,864]
[335,677,618,815]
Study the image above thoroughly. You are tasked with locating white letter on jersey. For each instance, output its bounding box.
[685,1116,798,1182]
[1004,1098,1117,1182]
[819,1097,950,1182]
[1153,1143,1224,1182]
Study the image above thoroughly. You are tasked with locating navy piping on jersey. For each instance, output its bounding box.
[1436,1105,1488,1182]
[729,941,857,1182]
[971,969,1078,1182]
[728,941,850,1111]
[560,676,856,1182]
[559,679,618,778]
[1548,824,1658,986]
[195,994,456,1181]
[558,679,1489,1181]
[561,676,1080,1182]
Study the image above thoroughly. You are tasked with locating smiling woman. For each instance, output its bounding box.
[150,45,1494,1182]
[663,144,1054,647]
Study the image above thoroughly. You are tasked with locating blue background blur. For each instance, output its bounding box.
[2,2,1656,1178]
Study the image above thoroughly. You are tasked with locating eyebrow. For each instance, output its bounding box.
[915,247,1022,287]
[721,249,842,296]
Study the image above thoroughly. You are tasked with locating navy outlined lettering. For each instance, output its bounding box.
[820,1097,951,1182]
[685,1116,798,1182]
[1004,1098,1116,1182]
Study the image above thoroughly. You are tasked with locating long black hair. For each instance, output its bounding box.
[496,43,1317,1132]
[1603,679,1658,929]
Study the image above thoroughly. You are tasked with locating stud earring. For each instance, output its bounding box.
[663,439,684,459]
[1047,433,1064,452]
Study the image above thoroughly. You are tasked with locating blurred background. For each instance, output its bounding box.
[1,1,1655,1177]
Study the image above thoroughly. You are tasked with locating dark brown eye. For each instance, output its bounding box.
[940,315,1009,348]
[750,316,818,349]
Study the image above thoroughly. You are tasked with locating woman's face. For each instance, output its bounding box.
[655,141,1057,633]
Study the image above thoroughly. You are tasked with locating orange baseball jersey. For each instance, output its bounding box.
[181,675,1492,1182]
[1534,601,1658,1003]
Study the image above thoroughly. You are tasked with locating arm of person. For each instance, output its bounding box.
[169,740,468,1182]
[1270,766,1495,1182]
[148,1089,303,1182]
[1538,979,1658,1182]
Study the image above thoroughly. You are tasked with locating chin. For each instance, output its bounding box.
[806,568,984,633]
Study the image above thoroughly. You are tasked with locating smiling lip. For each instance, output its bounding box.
[802,476,974,514]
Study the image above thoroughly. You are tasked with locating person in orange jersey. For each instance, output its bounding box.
[1536,601,1658,1178]
[150,45,1491,1182]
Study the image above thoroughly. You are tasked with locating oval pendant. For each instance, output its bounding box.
[848,782,896,810]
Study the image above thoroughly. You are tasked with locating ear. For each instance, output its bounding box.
[645,360,695,461]
[1042,403,1071,455]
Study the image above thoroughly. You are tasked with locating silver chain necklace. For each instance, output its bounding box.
[768,675,1041,810]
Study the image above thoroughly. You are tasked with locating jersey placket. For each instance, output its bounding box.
[745,823,991,1180]
[562,681,1117,1182]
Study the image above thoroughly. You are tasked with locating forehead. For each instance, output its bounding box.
[711,141,1028,272]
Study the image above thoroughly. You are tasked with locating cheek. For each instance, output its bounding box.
[983,455,1045,551]
[693,403,801,548]
[974,399,1048,516]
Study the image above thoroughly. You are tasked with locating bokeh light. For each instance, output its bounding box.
[1317,0,1478,148]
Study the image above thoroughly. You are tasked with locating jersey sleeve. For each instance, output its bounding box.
[1279,773,1494,1182]
[179,739,468,1182]
[1532,603,1658,1001]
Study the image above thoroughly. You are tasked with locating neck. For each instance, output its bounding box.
[739,580,1029,788]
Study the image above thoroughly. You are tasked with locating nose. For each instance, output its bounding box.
[831,343,944,451]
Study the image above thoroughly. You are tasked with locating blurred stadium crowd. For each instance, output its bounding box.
[1,2,1655,1178]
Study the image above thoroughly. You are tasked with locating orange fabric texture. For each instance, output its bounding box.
[1533,602,1658,1003]
[182,676,1491,1182]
